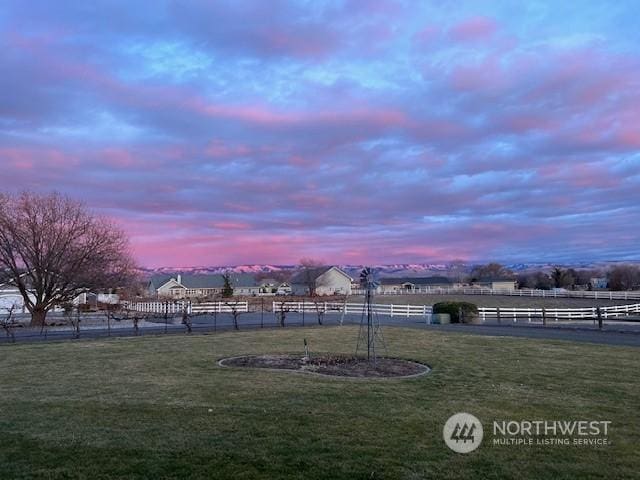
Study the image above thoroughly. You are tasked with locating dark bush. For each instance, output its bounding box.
[432,301,479,323]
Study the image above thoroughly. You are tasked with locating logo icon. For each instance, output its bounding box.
[443,412,483,453]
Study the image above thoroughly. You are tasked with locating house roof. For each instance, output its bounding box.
[149,274,173,288]
[379,276,452,286]
[0,272,32,290]
[152,273,258,290]
[290,266,351,285]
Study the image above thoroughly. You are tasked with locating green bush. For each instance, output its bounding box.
[432,301,479,323]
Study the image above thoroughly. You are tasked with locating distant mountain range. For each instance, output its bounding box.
[139,260,640,279]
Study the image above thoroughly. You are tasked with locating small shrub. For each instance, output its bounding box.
[432,301,479,323]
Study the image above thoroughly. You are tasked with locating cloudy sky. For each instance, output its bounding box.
[1,1,638,267]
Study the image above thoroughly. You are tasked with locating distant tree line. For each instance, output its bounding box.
[466,263,640,291]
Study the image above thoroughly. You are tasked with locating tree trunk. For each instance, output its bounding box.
[31,308,47,327]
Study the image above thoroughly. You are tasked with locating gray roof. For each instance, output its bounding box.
[151,273,258,289]
[149,274,173,289]
[379,276,452,286]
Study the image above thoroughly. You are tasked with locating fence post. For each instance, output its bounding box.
[542,307,546,326]
[390,304,394,317]
[496,307,501,324]
[407,303,410,319]
[597,307,603,330]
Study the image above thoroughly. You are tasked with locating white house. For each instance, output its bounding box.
[378,276,455,294]
[150,273,260,299]
[473,278,517,290]
[258,279,292,296]
[290,266,352,296]
[73,292,120,307]
[0,277,33,314]
[0,287,28,314]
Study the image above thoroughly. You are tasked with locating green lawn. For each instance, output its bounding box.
[1,327,639,479]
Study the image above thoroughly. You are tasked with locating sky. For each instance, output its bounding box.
[1,1,639,267]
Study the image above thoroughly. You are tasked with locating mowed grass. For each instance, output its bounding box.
[1,327,639,480]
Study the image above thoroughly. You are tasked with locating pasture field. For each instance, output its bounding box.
[358,293,639,309]
[0,327,638,479]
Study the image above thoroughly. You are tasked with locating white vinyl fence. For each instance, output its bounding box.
[273,301,432,317]
[478,303,640,322]
[191,302,249,314]
[353,287,640,301]
[125,301,249,314]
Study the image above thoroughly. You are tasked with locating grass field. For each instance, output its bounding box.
[1,327,639,479]
[357,294,639,308]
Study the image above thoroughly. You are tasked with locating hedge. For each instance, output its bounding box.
[432,301,479,323]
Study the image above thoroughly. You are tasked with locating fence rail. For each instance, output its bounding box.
[191,302,249,314]
[352,287,640,300]
[273,301,432,317]
[124,301,249,314]
[478,303,640,322]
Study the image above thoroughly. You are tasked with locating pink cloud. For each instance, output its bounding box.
[449,16,498,42]
[211,222,251,230]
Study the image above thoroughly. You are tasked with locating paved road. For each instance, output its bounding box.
[2,312,639,347]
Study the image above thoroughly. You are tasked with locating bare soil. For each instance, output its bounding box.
[219,354,430,378]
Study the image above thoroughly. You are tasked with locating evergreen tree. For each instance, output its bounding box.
[222,272,234,297]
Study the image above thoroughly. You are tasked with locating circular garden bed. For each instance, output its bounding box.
[218,354,430,379]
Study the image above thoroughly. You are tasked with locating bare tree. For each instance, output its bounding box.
[224,301,245,330]
[608,265,640,291]
[297,258,324,297]
[274,300,291,327]
[0,192,136,327]
[518,271,553,290]
[469,263,514,283]
[103,304,116,337]
[181,305,193,334]
[312,298,326,325]
[0,304,18,343]
[65,307,81,339]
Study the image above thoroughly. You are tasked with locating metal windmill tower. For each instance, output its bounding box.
[356,267,387,365]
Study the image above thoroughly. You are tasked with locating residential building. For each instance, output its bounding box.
[150,273,260,299]
[258,279,292,296]
[290,266,352,296]
[0,278,29,314]
[378,276,454,294]
[473,278,517,290]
